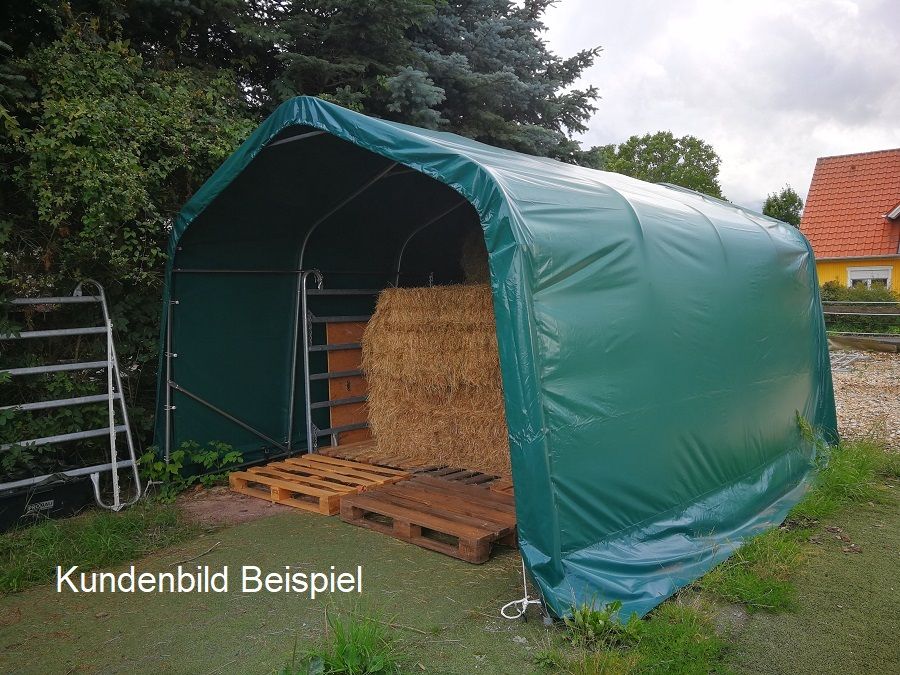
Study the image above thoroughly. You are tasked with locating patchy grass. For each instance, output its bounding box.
[699,438,893,612]
[279,609,405,675]
[562,600,644,649]
[536,602,726,674]
[0,501,196,593]
[791,439,884,520]
[699,529,804,612]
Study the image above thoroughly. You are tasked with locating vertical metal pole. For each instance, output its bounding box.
[165,299,174,462]
[301,271,323,454]
[88,279,143,511]
[286,273,303,450]
[105,300,120,508]
[287,270,322,453]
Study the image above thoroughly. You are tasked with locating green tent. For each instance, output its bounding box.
[155,96,837,618]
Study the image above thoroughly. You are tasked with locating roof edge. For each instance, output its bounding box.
[814,147,900,163]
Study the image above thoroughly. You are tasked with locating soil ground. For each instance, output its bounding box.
[177,485,292,527]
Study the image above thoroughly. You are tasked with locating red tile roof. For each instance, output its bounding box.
[800,148,900,258]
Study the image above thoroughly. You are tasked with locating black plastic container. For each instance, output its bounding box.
[0,475,94,533]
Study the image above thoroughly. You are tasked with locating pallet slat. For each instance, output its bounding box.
[230,455,411,515]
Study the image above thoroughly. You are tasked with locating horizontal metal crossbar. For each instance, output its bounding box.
[173,268,303,274]
[0,459,134,492]
[265,130,327,148]
[309,369,363,381]
[308,342,361,352]
[313,422,369,437]
[823,311,900,317]
[0,326,107,340]
[306,288,381,296]
[1,360,109,376]
[0,393,118,412]
[10,296,101,305]
[309,315,372,324]
[1,426,126,452]
[309,395,367,410]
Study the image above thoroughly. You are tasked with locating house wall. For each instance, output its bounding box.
[816,257,900,289]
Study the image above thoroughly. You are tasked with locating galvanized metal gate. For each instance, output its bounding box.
[1,281,142,510]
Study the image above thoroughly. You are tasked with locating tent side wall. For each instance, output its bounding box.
[154,97,837,619]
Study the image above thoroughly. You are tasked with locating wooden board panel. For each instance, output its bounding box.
[327,321,369,444]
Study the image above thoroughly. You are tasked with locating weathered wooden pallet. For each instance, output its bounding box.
[488,477,514,496]
[340,475,517,563]
[320,439,514,492]
[229,454,410,515]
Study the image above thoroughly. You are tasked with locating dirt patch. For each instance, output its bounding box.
[177,485,292,527]
[830,349,900,451]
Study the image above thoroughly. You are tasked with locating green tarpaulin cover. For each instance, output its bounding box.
[155,96,837,617]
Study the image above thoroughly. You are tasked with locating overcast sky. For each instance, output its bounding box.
[543,0,900,211]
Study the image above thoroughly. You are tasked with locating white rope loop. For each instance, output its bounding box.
[500,558,543,619]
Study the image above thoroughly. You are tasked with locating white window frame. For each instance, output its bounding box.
[846,266,892,289]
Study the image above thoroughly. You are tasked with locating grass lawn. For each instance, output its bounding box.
[727,483,900,673]
[1,440,897,673]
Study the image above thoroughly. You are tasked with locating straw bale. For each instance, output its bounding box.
[362,285,510,475]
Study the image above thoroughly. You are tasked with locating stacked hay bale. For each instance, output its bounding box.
[361,284,510,476]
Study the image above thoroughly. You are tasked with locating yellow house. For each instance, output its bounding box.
[800,148,900,289]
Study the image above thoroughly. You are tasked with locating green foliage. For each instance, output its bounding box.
[139,441,243,501]
[0,501,194,593]
[819,282,900,335]
[563,600,644,649]
[581,131,724,198]
[538,602,726,674]
[400,0,601,158]
[820,281,899,303]
[763,185,803,226]
[281,610,403,675]
[1,4,601,466]
[1,23,255,456]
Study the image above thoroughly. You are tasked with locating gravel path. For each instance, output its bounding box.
[831,349,900,451]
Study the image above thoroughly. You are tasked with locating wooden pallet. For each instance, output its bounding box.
[488,477,514,496]
[320,441,512,490]
[229,454,410,515]
[340,475,517,563]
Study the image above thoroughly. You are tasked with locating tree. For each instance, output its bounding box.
[1,25,255,440]
[396,0,601,158]
[581,131,724,199]
[762,185,803,227]
[271,0,600,158]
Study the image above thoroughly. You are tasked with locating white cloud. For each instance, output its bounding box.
[543,0,900,210]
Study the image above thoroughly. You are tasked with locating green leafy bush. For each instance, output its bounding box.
[139,441,243,501]
[820,281,900,335]
[563,600,644,648]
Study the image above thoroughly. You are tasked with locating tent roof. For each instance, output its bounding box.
[159,97,837,618]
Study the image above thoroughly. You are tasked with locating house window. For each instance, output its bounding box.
[847,266,892,289]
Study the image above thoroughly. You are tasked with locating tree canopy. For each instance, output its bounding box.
[581,131,725,199]
[0,1,602,456]
[762,185,804,227]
